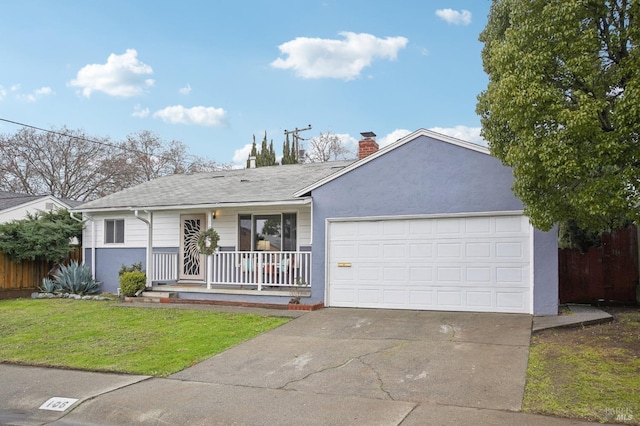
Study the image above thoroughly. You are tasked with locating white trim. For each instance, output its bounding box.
[72,198,312,214]
[325,210,525,224]
[294,128,490,197]
[529,223,535,315]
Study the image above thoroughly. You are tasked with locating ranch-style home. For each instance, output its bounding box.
[72,129,558,315]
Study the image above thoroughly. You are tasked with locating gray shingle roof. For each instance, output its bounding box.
[74,161,353,211]
[0,191,41,211]
[0,191,81,211]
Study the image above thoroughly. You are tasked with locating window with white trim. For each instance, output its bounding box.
[238,213,297,251]
[105,219,125,244]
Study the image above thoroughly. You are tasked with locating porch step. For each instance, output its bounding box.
[141,291,178,299]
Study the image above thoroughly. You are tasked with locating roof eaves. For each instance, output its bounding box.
[72,197,312,214]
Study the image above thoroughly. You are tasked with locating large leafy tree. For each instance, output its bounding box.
[477,0,639,231]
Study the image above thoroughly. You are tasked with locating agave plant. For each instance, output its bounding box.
[39,277,60,294]
[50,261,101,295]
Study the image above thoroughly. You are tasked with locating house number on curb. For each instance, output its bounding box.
[39,397,79,411]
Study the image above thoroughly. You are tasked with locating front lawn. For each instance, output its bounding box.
[523,307,640,425]
[0,299,290,376]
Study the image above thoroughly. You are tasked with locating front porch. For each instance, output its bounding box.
[150,250,312,294]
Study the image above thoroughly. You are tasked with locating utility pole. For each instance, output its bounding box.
[284,124,312,163]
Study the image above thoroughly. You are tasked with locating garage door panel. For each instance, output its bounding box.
[465,267,492,282]
[437,267,462,282]
[496,291,526,310]
[465,242,491,258]
[409,266,433,281]
[383,243,406,258]
[466,291,492,307]
[328,215,532,314]
[383,266,406,282]
[495,216,526,233]
[408,290,434,306]
[357,243,381,258]
[464,217,492,233]
[436,243,462,258]
[409,220,433,235]
[410,243,433,258]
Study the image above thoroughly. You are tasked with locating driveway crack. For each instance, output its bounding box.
[280,342,404,401]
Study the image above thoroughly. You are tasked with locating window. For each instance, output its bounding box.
[238,213,297,251]
[105,219,125,244]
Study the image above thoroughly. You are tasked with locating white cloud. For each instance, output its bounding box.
[0,85,7,100]
[68,49,154,97]
[131,104,150,118]
[435,9,472,26]
[379,129,412,148]
[428,125,486,146]
[153,105,228,127]
[232,143,253,167]
[179,84,192,95]
[15,86,54,102]
[271,32,408,80]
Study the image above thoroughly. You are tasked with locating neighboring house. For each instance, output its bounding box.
[72,129,558,315]
[0,191,81,223]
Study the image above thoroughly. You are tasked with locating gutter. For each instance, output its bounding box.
[74,198,313,214]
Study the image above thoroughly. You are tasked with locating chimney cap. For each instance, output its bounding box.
[360,131,376,139]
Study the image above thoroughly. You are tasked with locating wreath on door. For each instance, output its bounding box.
[197,228,220,256]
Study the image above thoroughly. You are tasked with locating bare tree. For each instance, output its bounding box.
[0,127,125,201]
[304,132,354,163]
[0,127,230,201]
[122,130,231,183]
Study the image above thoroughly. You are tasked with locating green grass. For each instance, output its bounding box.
[0,299,290,376]
[523,310,640,424]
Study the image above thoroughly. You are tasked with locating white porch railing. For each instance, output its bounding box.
[153,251,179,282]
[151,250,311,291]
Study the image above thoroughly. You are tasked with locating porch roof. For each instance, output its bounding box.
[73,161,353,212]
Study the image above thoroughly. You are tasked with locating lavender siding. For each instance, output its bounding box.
[309,134,558,315]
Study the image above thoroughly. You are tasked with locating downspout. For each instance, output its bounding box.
[68,211,84,259]
[71,212,95,280]
[134,210,153,288]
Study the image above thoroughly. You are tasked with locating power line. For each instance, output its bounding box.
[0,117,201,167]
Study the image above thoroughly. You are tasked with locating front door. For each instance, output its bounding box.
[180,214,206,281]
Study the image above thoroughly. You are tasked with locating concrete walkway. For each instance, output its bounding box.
[532,304,613,332]
[0,305,608,425]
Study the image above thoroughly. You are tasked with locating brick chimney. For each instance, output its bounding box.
[358,131,378,159]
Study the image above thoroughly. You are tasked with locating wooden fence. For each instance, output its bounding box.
[559,225,639,304]
[0,247,83,299]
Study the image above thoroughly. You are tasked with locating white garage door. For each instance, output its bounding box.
[327,215,532,314]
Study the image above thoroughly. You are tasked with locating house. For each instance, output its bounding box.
[0,191,80,223]
[72,129,559,315]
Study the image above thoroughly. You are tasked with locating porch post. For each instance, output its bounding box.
[207,210,213,289]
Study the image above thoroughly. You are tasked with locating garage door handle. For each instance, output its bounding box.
[338,262,352,267]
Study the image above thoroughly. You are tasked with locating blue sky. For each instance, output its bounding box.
[0,1,491,167]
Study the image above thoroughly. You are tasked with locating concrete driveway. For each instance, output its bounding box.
[172,308,532,410]
[0,308,597,425]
